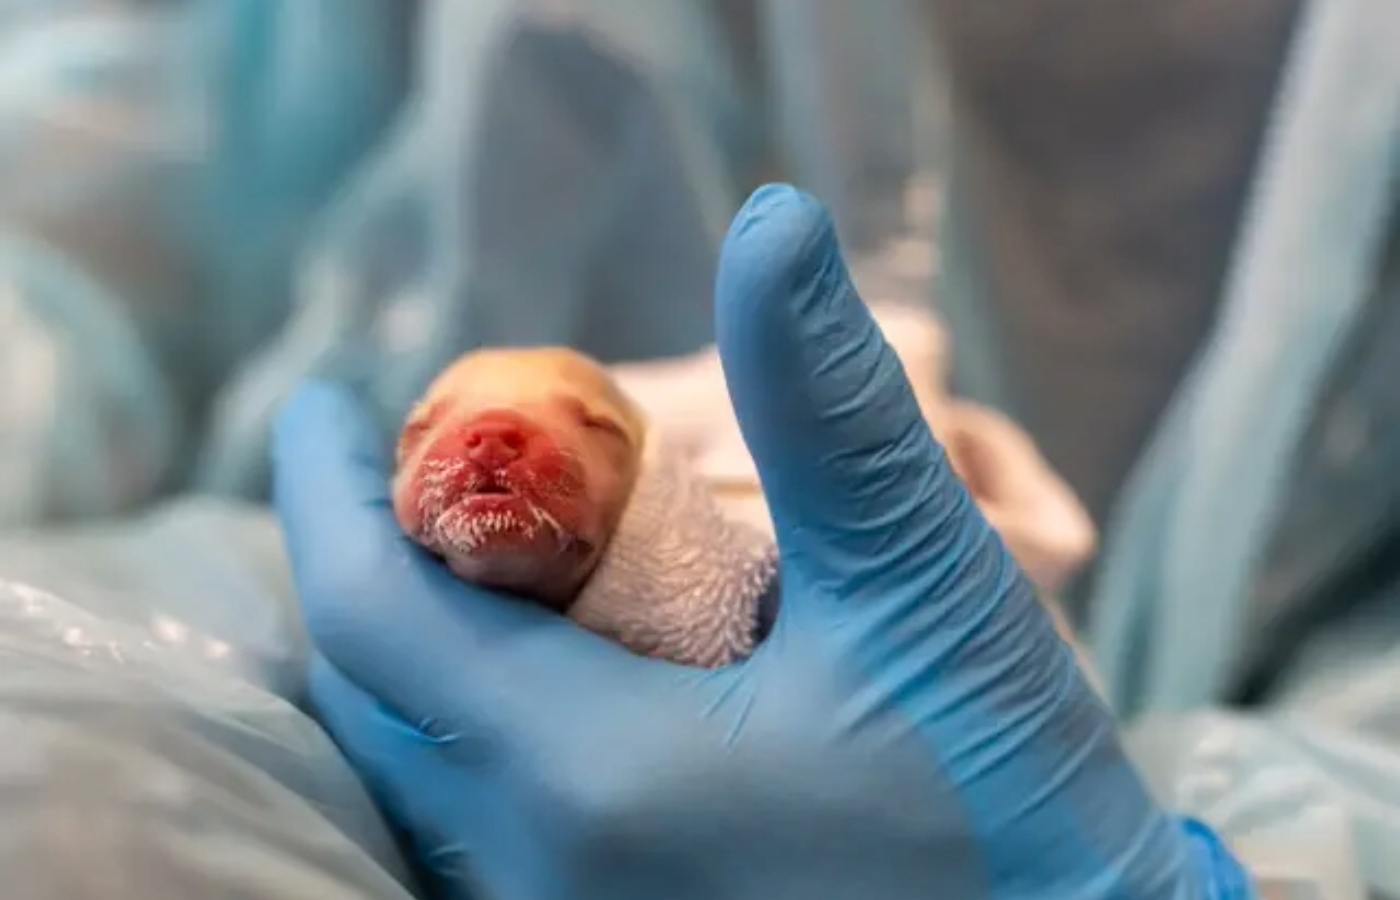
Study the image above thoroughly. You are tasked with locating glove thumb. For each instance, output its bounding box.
[715,184,1001,618]
[713,188,1245,900]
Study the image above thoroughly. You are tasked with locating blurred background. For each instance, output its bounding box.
[1,0,1396,718]
[4,4,1400,896]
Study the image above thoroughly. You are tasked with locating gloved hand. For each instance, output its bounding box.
[274,184,1254,899]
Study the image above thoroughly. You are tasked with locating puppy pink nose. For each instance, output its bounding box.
[462,414,531,467]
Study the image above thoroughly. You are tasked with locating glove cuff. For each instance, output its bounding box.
[1181,818,1257,900]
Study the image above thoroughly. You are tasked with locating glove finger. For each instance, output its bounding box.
[309,656,506,895]
[274,380,635,728]
[715,184,1004,619]
[714,186,1145,862]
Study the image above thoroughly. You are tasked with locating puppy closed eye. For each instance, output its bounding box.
[583,413,629,440]
[557,395,629,443]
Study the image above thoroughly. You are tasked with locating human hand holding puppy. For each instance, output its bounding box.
[275,185,1251,899]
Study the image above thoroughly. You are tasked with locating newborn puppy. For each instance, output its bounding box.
[392,347,1095,683]
[391,348,646,613]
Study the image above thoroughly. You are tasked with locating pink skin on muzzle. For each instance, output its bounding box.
[395,409,598,610]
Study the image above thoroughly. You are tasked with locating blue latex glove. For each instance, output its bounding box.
[274,185,1254,899]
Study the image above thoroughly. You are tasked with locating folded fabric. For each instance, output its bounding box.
[568,434,778,668]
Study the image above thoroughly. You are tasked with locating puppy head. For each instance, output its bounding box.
[393,347,645,609]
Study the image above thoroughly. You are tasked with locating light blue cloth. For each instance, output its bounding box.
[1074,3,1400,892]
[192,0,750,499]
[0,233,177,524]
[0,0,410,518]
[0,498,418,898]
[760,0,939,254]
[1087,0,1400,717]
[2,0,944,510]
[923,0,1306,526]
